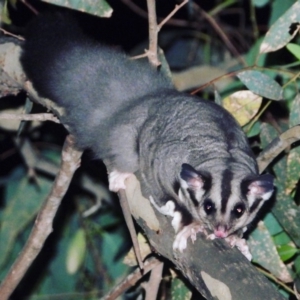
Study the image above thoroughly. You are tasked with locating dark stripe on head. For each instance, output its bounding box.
[221,169,233,213]
[186,172,212,207]
[173,180,180,194]
[249,198,262,214]
[187,188,199,207]
[241,177,254,196]
[202,173,212,191]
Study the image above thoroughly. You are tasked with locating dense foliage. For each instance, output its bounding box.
[1,0,300,299]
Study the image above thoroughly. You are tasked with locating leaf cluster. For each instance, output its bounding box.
[1,0,300,299]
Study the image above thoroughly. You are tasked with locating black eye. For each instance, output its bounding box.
[203,199,215,215]
[232,203,245,218]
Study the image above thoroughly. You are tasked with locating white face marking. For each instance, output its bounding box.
[262,190,273,201]
[195,172,259,237]
[196,174,222,230]
[223,180,245,230]
[149,197,176,217]
[178,164,274,241]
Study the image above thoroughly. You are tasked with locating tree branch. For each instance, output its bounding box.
[120,0,197,29]
[0,112,60,123]
[0,31,286,300]
[124,174,285,299]
[0,135,82,300]
[100,257,162,300]
[137,0,188,66]
[257,125,300,173]
[157,0,188,30]
[146,0,160,67]
[192,2,247,67]
[118,189,144,269]
[144,261,164,300]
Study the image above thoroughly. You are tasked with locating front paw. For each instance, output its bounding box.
[173,223,206,252]
[149,198,176,217]
[225,235,252,261]
[108,171,132,192]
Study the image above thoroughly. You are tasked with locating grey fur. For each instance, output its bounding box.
[21,14,274,241]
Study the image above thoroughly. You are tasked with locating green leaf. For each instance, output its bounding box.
[248,221,292,282]
[285,146,300,194]
[0,174,52,268]
[252,0,269,8]
[1,1,11,25]
[277,244,299,262]
[42,0,113,18]
[158,48,173,85]
[214,89,222,106]
[39,216,79,294]
[223,90,262,126]
[66,228,86,274]
[294,255,300,274]
[273,232,292,246]
[289,94,300,127]
[101,232,127,280]
[274,182,300,248]
[263,212,283,236]
[286,94,300,193]
[171,277,192,300]
[269,0,296,26]
[260,1,300,53]
[287,43,300,61]
[237,70,283,100]
[245,37,267,67]
[245,120,261,138]
[261,122,300,247]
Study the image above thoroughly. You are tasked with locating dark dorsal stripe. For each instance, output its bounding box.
[187,188,199,207]
[249,197,262,214]
[187,173,212,207]
[202,173,212,192]
[221,169,233,213]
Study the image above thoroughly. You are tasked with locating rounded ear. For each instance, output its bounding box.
[180,163,211,191]
[243,174,274,200]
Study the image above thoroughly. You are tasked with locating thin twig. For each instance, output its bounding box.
[144,262,164,300]
[0,113,60,123]
[249,0,259,40]
[256,266,295,296]
[193,2,247,67]
[0,28,24,40]
[131,0,188,65]
[191,66,252,94]
[146,0,160,67]
[130,0,188,62]
[20,0,39,15]
[157,0,188,30]
[118,189,144,269]
[0,135,82,300]
[257,125,300,173]
[120,0,194,28]
[100,257,162,300]
[130,52,148,60]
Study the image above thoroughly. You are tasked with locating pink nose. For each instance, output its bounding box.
[214,226,228,238]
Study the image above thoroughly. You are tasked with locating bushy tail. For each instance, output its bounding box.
[21,13,172,114]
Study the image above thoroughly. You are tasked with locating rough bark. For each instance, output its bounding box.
[125,174,284,300]
[0,40,285,300]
